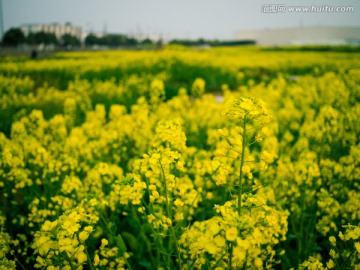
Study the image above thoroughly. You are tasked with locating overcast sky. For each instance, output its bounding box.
[2,0,360,40]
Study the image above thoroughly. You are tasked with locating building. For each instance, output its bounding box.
[20,22,83,41]
[235,26,360,46]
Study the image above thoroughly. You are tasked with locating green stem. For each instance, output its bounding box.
[170,226,182,269]
[160,161,182,270]
[210,252,226,270]
[238,115,247,216]
[131,205,160,269]
[160,162,172,221]
[84,246,94,270]
[63,251,76,270]
[229,243,233,270]
[14,256,26,270]
[143,209,172,259]
[124,254,134,270]
[339,248,356,269]
[131,206,152,252]
[298,184,306,263]
[98,210,133,270]
[144,175,154,213]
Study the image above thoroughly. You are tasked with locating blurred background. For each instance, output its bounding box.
[1,0,360,49]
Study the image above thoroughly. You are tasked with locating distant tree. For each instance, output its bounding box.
[197,38,206,45]
[157,38,164,49]
[101,34,124,47]
[34,31,50,45]
[47,33,58,45]
[98,34,140,47]
[26,32,36,45]
[2,28,26,46]
[104,34,130,47]
[141,38,153,45]
[27,31,58,46]
[126,37,138,46]
[169,39,179,45]
[34,31,46,44]
[85,33,140,47]
[210,40,220,46]
[61,34,81,47]
[169,39,192,46]
[85,33,100,46]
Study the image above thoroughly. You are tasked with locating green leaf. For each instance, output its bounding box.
[115,234,127,256]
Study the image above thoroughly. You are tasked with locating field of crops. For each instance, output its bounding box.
[0,46,359,269]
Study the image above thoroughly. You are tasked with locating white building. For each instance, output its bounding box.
[235,26,360,46]
[20,22,83,41]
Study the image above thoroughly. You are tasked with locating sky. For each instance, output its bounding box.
[2,0,360,40]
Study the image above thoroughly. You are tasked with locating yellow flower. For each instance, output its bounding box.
[329,249,337,258]
[225,227,238,242]
[242,165,250,174]
[191,78,206,97]
[93,254,100,266]
[254,257,262,268]
[76,249,87,264]
[214,235,225,247]
[149,79,165,104]
[101,238,109,248]
[174,212,184,222]
[79,231,89,243]
[240,100,253,111]
[147,214,155,223]
[42,220,58,231]
[261,126,272,137]
[84,226,93,233]
[35,235,52,256]
[206,243,219,254]
[262,150,275,164]
[329,236,336,246]
[326,259,335,269]
[47,266,59,270]
[355,242,360,253]
[174,198,184,207]
[242,165,253,179]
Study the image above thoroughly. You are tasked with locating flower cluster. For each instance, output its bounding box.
[32,202,98,269]
[180,195,288,269]
[0,47,359,270]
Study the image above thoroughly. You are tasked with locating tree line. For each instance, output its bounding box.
[2,27,255,49]
[1,28,81,47]
[1,27,157,48]
[168,38,255,47]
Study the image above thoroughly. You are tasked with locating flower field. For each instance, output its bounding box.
[0,46,359,269]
